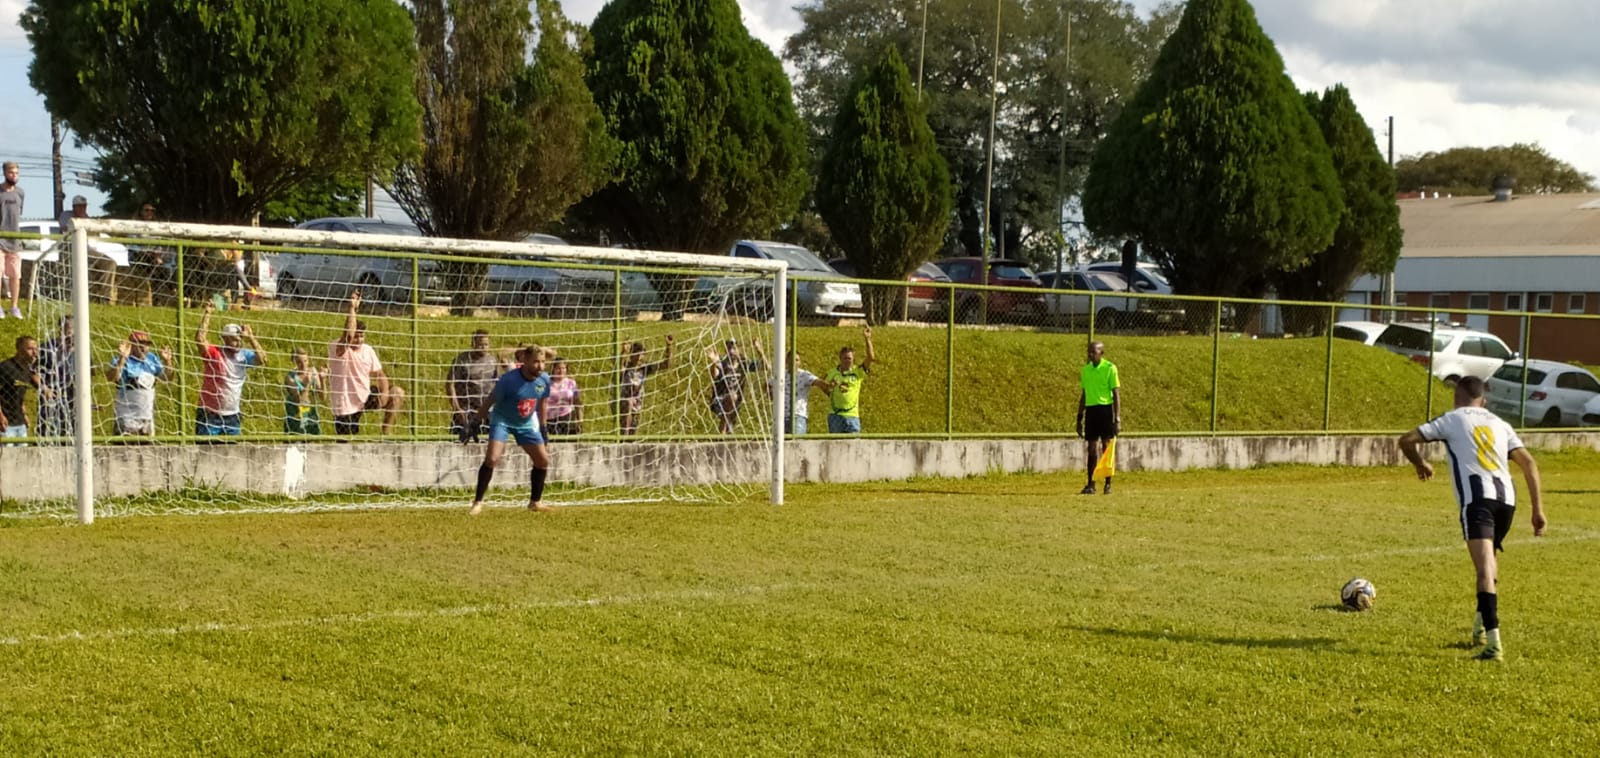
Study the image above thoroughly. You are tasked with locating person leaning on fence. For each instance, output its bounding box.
[283,347,324,435]
[0,161,24,319]
[618,335,673,436]
[817,326,875,435]
[37,316,76,438]
[195,303,266,436]
[1076,340,1120,495]
[0,335,40,441]
[329,291,406,436]
[544,356,582,438]
[708,338,763,434]
[107,330,172,437]
[447,329,509,443]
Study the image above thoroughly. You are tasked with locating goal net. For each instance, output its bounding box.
[14,220,788,522]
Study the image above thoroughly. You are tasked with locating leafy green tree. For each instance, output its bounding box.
[817,47,953,325]
[1396,143,1596,197]
[582,0,809,317]
[1082,0,1342,303]
[23,0,419,224]
[1277,85,1403,335]
[389,0,617,311]
[787,0,1177,260]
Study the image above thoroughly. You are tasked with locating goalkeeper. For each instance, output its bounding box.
[469,345,554,516]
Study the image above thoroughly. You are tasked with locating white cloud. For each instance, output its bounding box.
[0,0,24,45]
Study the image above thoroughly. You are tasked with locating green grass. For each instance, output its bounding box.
[3,453,1598,754]
[1,302,1453,440]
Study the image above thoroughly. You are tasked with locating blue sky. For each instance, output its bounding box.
[3,0,1596,221]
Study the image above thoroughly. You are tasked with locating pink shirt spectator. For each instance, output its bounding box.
[328,342,382,417]
[199,345,257,415]
[546,376,578,420]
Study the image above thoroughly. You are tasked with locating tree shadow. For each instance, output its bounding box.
[1067,625,1338,651]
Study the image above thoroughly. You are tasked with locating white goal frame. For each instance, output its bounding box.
[66,219,789,523]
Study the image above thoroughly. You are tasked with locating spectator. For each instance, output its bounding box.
[469,345,555,516]
[764,346,820,435]
[195,303,266,436]
[707,338,764,434]
[37,316,75,438]
[447,329,509,443]
[0,161,23,318]
[58,194,87,233]
[544,357,582,438]
[0,335,40,440]
[818,327,875,435]
[617,335,673,436]
[129,203,175,306]
[106,330,172,436]
[329,291,405,436]
[283,347,323,435]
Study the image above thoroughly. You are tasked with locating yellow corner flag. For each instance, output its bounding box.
[1093,439,1117,480]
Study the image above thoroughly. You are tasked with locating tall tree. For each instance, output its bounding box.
[390,0,617,310]
[786,0,1177,262]
[1396,144,1597,197]
[23,0,419,224]
[1277,85,1403,335]
[582,0,809,317]
[817,47,953,325]
[1083,0,1342,304]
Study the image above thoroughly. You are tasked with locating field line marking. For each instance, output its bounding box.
[0,583,807,648]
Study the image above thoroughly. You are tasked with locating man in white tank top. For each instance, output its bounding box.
[1399,376,1546,662]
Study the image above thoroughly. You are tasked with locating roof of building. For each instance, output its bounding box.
[1400,192,1600,258]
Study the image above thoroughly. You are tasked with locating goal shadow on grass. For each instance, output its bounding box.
[1067,625,1339,651]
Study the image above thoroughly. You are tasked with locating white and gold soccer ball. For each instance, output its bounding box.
[1341,578,1376,611]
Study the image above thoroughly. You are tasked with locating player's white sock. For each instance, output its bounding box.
[1472,612,1485,643]
[1485,628,1502,650]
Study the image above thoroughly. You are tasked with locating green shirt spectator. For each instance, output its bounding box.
[820,327,876,434]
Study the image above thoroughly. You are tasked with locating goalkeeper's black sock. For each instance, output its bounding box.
[474,463,494,503]
[531,466,548,503]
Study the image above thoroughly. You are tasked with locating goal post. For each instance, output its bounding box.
[43,218,790,521]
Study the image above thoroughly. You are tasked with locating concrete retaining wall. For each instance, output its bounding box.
[3,433,1596,503]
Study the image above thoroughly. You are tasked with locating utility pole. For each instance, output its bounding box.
[366,174,376,218]
[51,118,66,219]
[1054,13,1071,276]
[1381,116,1396,320]
[916,0,929,99]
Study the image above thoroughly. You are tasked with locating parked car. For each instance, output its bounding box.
[1486,359,1600,427]
[933,257,1046,323]
[1580,394,1600,428]
[1332,320,1388,346]
[271,217,449,305]
[16,219,131,267]
[699,240,863,319]
[826,258,950,320]
[1083,261,1173,295]
[485,234,658,313]
[1037,269,1129,325]
[1372,322,1516,383]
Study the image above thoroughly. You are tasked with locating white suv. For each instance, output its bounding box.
[1373,322,1516,383]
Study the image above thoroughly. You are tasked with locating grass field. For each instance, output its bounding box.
[4,452,1598,755]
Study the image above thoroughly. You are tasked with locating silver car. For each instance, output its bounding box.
[272,217,449,305]
[485,234,659,313]
[701,240,863,320]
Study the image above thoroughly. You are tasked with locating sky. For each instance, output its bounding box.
[2,0,1595,220]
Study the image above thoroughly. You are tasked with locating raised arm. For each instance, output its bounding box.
[196,302,214,353]
[861,326,876,370]
[1509,447,1546,536]
[649,335,674,374]
[107,340,132,383]
[334,291,361,357]
[241,324,267,367]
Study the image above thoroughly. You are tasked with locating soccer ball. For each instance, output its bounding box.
[1341,578,1376,611]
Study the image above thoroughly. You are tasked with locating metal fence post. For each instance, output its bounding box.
[175,244,188,440]
[1210,299,1221,433]
[945,282,955,439]
[411,256,420,438]
[1424,317,1437,422]
[1518,313,1534,426]
[614,269,623,438]
[1323,303,1334,431]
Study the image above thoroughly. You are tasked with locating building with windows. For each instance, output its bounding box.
[1347,192,1600,363]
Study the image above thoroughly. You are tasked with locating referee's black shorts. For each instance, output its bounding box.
[1083,404,1117,441]
[1462,498,1515,552]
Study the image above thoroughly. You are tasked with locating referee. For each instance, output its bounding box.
[1076,340,1120,495]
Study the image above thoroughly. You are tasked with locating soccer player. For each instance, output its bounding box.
[1076,340,1120,495]
[1399,376,1546,662]
[469,345,554,516]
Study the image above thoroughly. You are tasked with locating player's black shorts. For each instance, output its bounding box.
[1083,404,1117,440]
[1461,498,1515,552]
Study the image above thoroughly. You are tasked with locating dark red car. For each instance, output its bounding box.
[933,257,1046,322]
